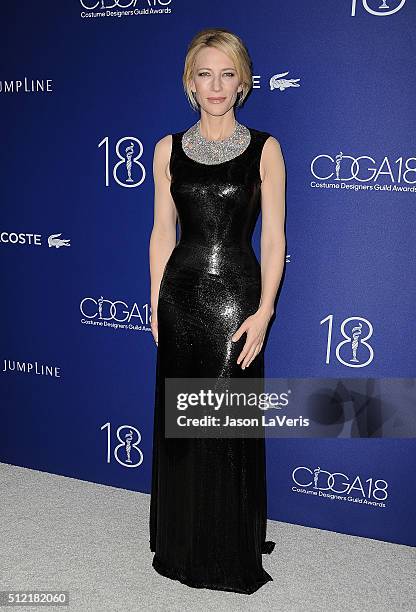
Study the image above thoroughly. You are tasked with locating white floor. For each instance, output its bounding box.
[1,462,415,612]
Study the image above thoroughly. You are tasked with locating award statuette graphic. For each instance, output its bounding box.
[335,151,343,180]
[313,467,321,489]
[350,322,363,363]
[125,429,133,463]
[98,296,104,319]
[125,142,134,183]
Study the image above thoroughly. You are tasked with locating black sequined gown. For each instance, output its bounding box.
[149,126,275,594]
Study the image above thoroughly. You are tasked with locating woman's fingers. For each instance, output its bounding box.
[237,335,260,367]
[244,344,261,368]
[232,315,268,368]
[231,319,248,343]
[240,343,260,369]
[237,331,265,368]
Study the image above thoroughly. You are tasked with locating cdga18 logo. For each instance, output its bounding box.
[80,0,171,8]
[292,465,388,500]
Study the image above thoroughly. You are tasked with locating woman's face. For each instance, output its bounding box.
[190,46,242,115]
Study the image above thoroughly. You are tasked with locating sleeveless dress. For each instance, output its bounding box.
[149,125,275,594]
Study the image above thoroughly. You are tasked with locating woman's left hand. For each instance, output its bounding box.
[231,308,273,369]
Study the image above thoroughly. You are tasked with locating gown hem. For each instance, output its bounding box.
[152,554,273,595]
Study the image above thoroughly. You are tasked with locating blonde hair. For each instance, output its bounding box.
[182,28,253,112]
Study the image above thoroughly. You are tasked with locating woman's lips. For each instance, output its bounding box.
[207,97,226,103]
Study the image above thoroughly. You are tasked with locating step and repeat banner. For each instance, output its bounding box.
[1,1,415,547]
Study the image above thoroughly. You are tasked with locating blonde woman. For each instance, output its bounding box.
[149,28,286,594]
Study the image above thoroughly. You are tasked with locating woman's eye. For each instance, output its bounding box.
[197,72,235,77]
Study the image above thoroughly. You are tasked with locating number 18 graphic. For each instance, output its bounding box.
[98,136,146,187]
[101,422,144,467]
[321,314,374,367]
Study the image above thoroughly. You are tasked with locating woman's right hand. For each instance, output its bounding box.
[151,309,158,346]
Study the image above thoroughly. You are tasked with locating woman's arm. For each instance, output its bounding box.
[231,136,286,369]
[149,135,177,345]
[258,136,286,317]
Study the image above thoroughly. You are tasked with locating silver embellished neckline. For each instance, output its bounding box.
[181,120,251,165]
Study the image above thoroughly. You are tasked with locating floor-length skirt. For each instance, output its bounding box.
[149,262,275,594]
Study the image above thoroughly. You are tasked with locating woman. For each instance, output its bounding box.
[149,28,286,594]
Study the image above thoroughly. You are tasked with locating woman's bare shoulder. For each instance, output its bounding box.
[154,133,173,157]
[263,135,281,153]
[259,134,284,182]
[153,134,174,181]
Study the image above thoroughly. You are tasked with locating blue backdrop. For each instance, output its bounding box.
[1,0,415,547]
